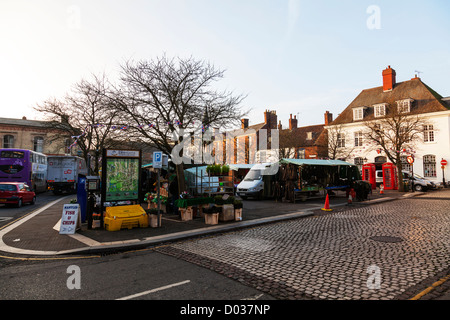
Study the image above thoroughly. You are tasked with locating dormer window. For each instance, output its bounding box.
[353,107,366,121]
[397,99,414,114]
[306,132,312,140]
[373,103,387,118]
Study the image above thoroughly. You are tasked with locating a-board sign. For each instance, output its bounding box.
[59,204,81,235]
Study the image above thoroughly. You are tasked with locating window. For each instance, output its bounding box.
[297,148,306,159]
[306,132,312,140]
[33,136,44,153]
[354,132,363,147]
[3,135,14,148]
[423,125,434,142]
[397,99,413,114]
[374,104,386,118]
[354,157,364,172]
[401,156,411,173]
[337,133,345,148]
[353,108,364,121]
[423,155,436,177]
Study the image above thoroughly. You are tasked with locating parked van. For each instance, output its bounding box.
[236,163,278,199]
[402,171,436,192]
[376,170,383,185]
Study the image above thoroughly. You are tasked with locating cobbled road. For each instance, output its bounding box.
[156,190,450,300]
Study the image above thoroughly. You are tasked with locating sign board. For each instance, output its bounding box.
[59,204,81,234]
[102,149,142,203]
[441,159,448,166]
[153,151,163,169]
[406,156,414,164]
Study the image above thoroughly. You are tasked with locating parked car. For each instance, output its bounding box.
[402,171,436,192]
[0,182,36,207]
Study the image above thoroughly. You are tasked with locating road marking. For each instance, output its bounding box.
[0,217,13,223]
[116,280,191,300]
[410,274,450,300]
[0,196,71,255]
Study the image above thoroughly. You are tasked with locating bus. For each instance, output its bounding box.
[0,149,48,193]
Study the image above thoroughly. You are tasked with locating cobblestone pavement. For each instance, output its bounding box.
[156,190,450,300]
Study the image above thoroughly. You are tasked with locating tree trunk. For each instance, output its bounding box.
[396,161,404,192]
[176,164,186,195]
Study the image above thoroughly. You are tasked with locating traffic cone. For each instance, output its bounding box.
[380,184,384,195]
[347,193,353,206]
[321,194,332,211]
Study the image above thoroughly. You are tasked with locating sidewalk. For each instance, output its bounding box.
[0,188,425,257]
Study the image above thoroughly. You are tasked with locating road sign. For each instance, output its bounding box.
[441,159,447,166]
[153,151,162,169]
[406,156,414,164]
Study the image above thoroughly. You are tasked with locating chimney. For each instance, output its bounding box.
[264,110,277,129]
[382,65,396,92]
[289,114,298,130]
[324,111,333,125]
[278,120,282,130]
[241,118,249,129]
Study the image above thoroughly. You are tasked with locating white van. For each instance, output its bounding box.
[402,171,436,191]
[236,163,278,199]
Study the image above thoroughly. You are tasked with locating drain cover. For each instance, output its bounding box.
[370,236,403,243]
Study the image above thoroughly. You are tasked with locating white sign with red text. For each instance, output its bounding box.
[59,204,81,235]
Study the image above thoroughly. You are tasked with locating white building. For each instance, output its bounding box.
[326,66,450,186]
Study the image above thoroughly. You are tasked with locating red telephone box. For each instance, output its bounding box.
[362,163,376,190]
[382,162,398,190]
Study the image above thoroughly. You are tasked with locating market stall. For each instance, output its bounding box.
[274,159,367,203]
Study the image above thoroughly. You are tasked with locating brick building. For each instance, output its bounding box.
[0,116,72,155]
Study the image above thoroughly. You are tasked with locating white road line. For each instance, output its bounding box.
[116,280,191,300]
[0,196,71,255]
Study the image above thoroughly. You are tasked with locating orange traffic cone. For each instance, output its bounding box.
[380,184,384,195]
[321,194,332,211]
[347,193,353,206]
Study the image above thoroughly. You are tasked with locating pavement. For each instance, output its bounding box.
[0,188,423,257]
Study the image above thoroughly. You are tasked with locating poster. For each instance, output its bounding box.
[105,157,140,201]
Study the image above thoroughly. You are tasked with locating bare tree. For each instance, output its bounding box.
[35,73,121,174]
[112,55,247,193]
[326,125,355,161]
[364,101,426,191]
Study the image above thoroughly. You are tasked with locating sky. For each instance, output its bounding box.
[1,0,449,128]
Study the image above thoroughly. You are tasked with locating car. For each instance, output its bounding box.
[402,171,436,192]
[0,182,36,207]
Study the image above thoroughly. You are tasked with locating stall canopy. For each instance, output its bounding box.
[280,159,354,166]
[229,164,255,171]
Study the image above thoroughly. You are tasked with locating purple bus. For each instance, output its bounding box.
[0,149,48,193]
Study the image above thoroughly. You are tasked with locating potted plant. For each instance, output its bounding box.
[203,205,219,225]
[146,208,162,228]
[221,165,230,175]
[233,199,243,221]
[214,194,225,206]
[92,213,101,229]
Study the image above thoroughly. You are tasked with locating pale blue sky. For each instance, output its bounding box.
[1,0,449,128]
